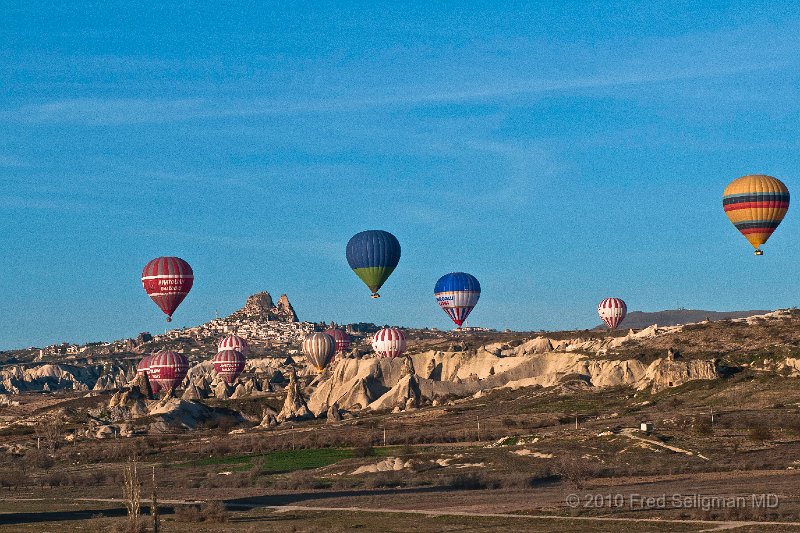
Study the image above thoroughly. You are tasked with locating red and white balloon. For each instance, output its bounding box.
[598,298,627,330]
[218,334,249,356]
[213,349,246,384]
[324,328,351,355]
[148,350,189,391]
[372,327,407,358]
[141,257,193,322]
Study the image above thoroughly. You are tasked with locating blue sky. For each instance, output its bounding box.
[2,2,800,349]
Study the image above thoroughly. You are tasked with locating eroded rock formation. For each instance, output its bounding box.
[277,367,313,422]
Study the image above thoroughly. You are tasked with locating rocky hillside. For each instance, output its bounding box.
[607,308,769,329]
[4,306,800,441]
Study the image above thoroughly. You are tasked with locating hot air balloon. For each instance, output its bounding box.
[324,328,351,355]
[136,355,151,375]
[434,272,481,328]
[213,349,246,384]
[346,230,401,298]
[723,174,789,255]
[141,257,194,321]
[148,350,189,392]
[302,332,336,372]
[372,327,407,358]
[136,354,161,393]
[218,334,249,356]
[598,298,627,330]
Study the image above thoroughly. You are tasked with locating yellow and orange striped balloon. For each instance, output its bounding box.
[722,174,789,255]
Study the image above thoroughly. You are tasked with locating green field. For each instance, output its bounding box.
[181,446,402,473]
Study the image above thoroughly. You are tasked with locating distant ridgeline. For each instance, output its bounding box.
[600,309,771,330]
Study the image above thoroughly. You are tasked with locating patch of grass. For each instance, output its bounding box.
[179,445,406,475]
[181,455,253,469]
[259,448,355,474]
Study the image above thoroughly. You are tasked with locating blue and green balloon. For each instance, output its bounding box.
[346,230,401,298]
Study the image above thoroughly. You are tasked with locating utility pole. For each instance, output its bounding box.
[476,415,480,442]
[383,427,387,447]
[711,407,714,428]
[575,415,579,430]
[151,466,159,533]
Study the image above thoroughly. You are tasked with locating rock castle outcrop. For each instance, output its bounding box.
[231,292,299,323]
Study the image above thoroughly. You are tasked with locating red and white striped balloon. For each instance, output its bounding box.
[136,355,152,375]
[598,298,627,330]
[136,354,160,393]
[324,328,351,354]
[141,257,193,322]
[217,334,249,356]
[148,350,189,391]
[212,349,246,384]
[372,327,407,358]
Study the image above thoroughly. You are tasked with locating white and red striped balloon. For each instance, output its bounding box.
[148,350,189,391]
[598,298,627,330]
[213,349,246,384]
[141,257,193,322]
[372,327,407,358]
[324,328,351,355]
[136,355,152,375]
[136,354,160,393]
[217,334,249,356]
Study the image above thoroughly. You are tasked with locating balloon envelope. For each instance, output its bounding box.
[372,327,407,358]
[434,272,481,327]
[218,334,249,356]
[723,175,789,254]
[148,351,189,391]
[598,298,627,330]
[302,332,336,371]
[324,328,351,355]
[136,355,152,375]
[136,354,160,393]
[346,230,401,297]
[142,257,194,321]
[213,349,246,384]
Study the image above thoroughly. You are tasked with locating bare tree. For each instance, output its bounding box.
[34,417,65,453]
[557,453,590,490]
[122,456,142,533]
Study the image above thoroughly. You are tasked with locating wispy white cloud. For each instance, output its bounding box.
[0,195,94,211]
[4,20,797,129]
[0,155,29,168]
[130,227,342,263]
[4,98,205,125]
[4,57,789,126]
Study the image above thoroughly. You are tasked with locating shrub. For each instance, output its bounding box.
[749,426,772,442]
[445,472,500,490]
[694,418,713,436]
[364,472,406,489]
[353,444,374,458]
[174,505,202,522]
[556,453,591,489]
[200,501,228,523]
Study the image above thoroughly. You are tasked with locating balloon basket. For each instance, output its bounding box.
[371,293,380,299]
[754,249,764,256]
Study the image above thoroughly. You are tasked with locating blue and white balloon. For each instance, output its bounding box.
[434,272,481,328]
